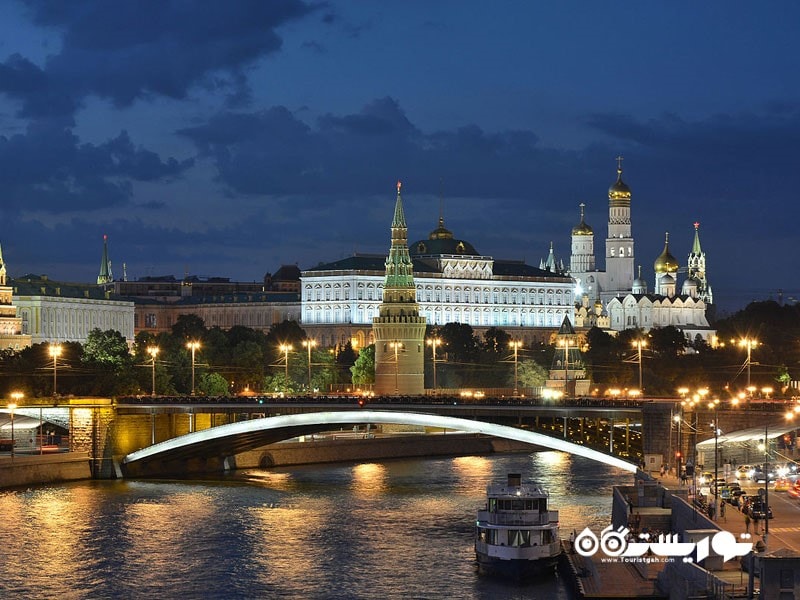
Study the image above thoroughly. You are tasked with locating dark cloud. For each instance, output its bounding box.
[0,124,192,213]
[0,1,317,117]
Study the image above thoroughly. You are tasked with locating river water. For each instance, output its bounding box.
[0,451,631,599]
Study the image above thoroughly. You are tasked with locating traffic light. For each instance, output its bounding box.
[358,399,365,408]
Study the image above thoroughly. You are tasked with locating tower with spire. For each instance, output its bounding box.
[603,156,635,301]
[569,202,596,298]
[687,222,713,305]
[372,182,426,395]
[97,234,113,285]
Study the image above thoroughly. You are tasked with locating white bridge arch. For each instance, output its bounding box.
[123,410,637,473]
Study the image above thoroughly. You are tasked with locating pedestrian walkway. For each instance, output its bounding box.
[562,541,666,599]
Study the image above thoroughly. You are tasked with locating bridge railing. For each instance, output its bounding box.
[114,394,649,409]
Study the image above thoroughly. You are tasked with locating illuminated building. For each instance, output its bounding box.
[0,243,31,350]
[568,157,635,305]
[301,196,575,349]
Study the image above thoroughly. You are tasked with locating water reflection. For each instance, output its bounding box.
[0,453,632,599]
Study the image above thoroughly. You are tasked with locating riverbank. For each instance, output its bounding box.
[0,433,537,489]
[0,452,92,488]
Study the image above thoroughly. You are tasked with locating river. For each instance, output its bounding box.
[0,451,631,599]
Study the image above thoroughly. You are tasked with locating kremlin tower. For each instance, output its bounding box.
[372,182,426,395]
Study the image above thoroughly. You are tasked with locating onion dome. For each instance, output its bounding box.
[411,214,479,256]
[682,276,699,296]
[632,265,647,294]
[654,232,679,273]
[608,157,631,200]
[429,215,453,240]
[658,273,675,286]
[572,203,593,236]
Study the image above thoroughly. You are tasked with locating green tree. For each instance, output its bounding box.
[515,359,549,388]
[351,344,375,385]
[198,372,230,396]
[171,314,207,341]
[80,329,137,395]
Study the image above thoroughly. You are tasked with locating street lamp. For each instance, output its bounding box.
[147,346,159,396]
[708,399,720,518]
[301,339,317,391]
[389,341,403,393]
[673,411,682,479]
[279,344,293,385]
[632,339,647,392]
[426,337,442,394]
[186,341,201,395]
[509,340,523,396]
[736,338,758,391]
[8,393,22,460]
[49,343,62,396]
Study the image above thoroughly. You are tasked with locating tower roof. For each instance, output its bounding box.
[654,232,679,273]
[97,234,113,284]
[572,203,593,236]
[691,222,703,255]
[608,156,631,199]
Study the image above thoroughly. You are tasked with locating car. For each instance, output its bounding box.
[736,465,754,479]
[747,499,774,520]
[699,471,714,485]
[774,477,792,492]
[729,489,745,504]
[789,481,800,499]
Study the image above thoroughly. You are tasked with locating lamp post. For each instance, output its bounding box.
[49,343,62,396]
[633,339,647,392]
[426,337,441,394]
[279,344,292,386]
[737,338,758,391]
[708,399,720,518]
[186,341,201,395]
[147,346,159,397]
[673,410,682,480]
[509,340,523,396]
[389,341,403,393]
[8,393,22,460]
[301,339,316,391]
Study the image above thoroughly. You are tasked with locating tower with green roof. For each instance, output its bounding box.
[97,234,113,285]
[373,182,426,395]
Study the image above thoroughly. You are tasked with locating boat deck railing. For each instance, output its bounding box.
[477,510,558,526]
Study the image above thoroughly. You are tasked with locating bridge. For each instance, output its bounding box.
[112,394,651,477]
[121,410,641,477]
[9,394,790,479]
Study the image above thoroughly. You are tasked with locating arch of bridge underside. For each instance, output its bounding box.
[122,410,637,473]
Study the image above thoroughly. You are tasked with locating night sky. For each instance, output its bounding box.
[1,1,798,314]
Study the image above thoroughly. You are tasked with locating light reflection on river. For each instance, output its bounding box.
[0,452,631,599]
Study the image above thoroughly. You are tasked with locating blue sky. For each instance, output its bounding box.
[1,1,799,314]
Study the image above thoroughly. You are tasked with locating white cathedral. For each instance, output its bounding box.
[568,159,715,343]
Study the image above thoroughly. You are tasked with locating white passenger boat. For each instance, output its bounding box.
[475,473,561,578]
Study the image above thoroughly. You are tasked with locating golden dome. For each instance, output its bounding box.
[571,203,593,236]
[654,233,679,273]
[608,157,631,200]
[608,168,631,199]
[429,216,453,240]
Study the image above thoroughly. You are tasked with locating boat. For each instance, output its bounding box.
[475,473,561,579]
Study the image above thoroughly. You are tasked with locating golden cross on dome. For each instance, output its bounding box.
[616,155,624,172]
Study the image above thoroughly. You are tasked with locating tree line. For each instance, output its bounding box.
[0,300,795,399]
